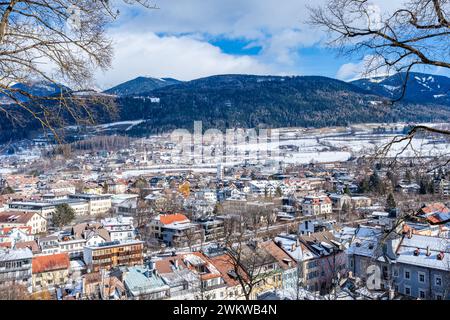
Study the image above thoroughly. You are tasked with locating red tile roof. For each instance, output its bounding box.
[32,253,70,274]
[0,211,37,224]
[159,213,189,225]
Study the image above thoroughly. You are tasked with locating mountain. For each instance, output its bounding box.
[1,73,450,144]
[104,77,182,97]
[351,72,450,105]
[115,74,450,136]
[0,80,69,103]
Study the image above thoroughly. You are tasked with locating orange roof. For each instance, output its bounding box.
[0,242,12,248]
[159,213,189,225]
[420,203,449,214]
[0,226,32,235]
[32,253,70,274]
[209,253,248,286]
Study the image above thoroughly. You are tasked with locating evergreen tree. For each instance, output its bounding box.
[52,204,75,229]
[386,193,397,211]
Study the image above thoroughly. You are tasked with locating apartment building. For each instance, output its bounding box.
[83,240,144,272]
[0,248,33,290]
[347,226,450,300]
[69,194,112,216]
[32,253,70,290]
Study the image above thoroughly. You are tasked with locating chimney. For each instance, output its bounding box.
[291,243,296,251]
[437,252,445,261]
[426,246,431,257]
[407,229,413,239]
[174,259,179,269]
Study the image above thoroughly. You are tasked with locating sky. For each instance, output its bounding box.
[94,0,446,89]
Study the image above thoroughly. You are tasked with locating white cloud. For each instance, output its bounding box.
[336,55,392,81]
[96,32,272,89]
[96,0,406,87]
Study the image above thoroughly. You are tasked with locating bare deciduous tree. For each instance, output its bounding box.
[0,0,157,141]
[309,0,450,157]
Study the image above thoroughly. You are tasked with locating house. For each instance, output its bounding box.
[122,266,170,300]
[302,195,332,216]
[347,226,450,300]
[8,201,55,225]
[100,216,135,242]
[205,250,246,300]
[0,247,33,290]
[298,231,347,294]
[32,253,70,290]
[0,211,47,234]
[261,240,299,291]
[392,233,449,300]
[111,194,139,216]
[328,194,351,211]
[83,240,144,272]
[0,226,34,246]
[226,242,281,299]
[417,203,450,225]
[155,252,227,300]
[275,231,346,295]
[350,196,372,208]
[15,241,41,255]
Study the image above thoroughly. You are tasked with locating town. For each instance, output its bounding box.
[0,124,448,300]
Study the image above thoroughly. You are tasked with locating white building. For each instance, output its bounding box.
[101,216,135,242]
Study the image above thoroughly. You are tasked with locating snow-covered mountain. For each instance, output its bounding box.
[351,72,450,105]
[104,76,182,97]
[0,80,70,103]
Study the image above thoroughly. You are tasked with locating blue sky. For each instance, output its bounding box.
[94,0,446,89]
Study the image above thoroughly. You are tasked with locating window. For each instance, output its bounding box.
[404,286,411,295]
[435,276,442,286]
[404,270,410,280]
[436,294,442,300]
[393,268,399,277]
[419,290,425,299]
[418,272,425,283]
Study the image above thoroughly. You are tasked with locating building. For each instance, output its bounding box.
[32,253,70,290]
[197,218,224,242]
[123,266,170,300]
[347,226,450,300]
[8,202,55,225]
[149,214,202,248]
[48,199,89,216]
[0,211,47,234]
[261,240,299,291]
[83,240,144,272]
[0,248,33,290]
[155,252,227,300]
[275,231,346,294]
[302,195,332,216]
[435,179,450,196]
[100,216,135,243]
[69,194,112,216]
[0,226,34,246]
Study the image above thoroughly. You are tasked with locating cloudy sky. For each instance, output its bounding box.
[94,0,444,89]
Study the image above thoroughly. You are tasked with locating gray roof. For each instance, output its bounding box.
[0,248,33,261]
[396,234,449,271]
[124,266,169,296]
